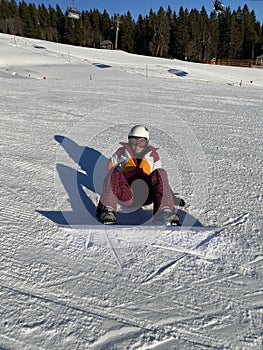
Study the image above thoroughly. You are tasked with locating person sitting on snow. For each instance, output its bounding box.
[96,125,184,225]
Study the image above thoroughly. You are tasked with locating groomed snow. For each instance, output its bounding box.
[0,33,262,349]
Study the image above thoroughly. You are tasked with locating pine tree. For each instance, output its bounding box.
[28,3,40,38]
[89,9,101,46]
[254,21,262,58]
[0,0,9,33]
[229,8,244,59]
[148,7,170,57]
[38,3,50,40]
[208,10,219,61]
[19,1,35,37]
[55,5,65,43]
[243,6,260,59]
[100,9,111,41]
[0,0,20,34]
[119,11,135,52]
[218,7,232,58]
[134,14,151,55]
[169,10,177,58]
[200,7,210,62]
[46,4,58,42]
[187,8,203,62]
[174,7,189,60]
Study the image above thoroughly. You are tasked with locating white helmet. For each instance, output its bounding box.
[128,125,149,141]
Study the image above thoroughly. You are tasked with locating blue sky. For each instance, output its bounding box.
[33,0,263,23]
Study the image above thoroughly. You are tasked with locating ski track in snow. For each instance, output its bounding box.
[0,33,263,349]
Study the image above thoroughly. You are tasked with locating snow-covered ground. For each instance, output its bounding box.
[0,32,262,349]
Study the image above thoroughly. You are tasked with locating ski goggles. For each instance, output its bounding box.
[128,137,148,148]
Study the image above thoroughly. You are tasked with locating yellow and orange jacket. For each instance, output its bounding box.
[107,142,162,181]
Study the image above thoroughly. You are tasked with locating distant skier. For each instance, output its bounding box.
[96,125,184,225]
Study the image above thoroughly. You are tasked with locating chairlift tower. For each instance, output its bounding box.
[114,16,121,49]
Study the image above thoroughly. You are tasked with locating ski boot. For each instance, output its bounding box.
[154,207,180,226]
[97,206,116,225]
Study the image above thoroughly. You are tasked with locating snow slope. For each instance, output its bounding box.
[0,33,262,349]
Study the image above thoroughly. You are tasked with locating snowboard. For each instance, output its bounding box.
[57,206,218,231]
[59,223,218,231]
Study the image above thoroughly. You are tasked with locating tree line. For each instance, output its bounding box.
[0,0,262,62]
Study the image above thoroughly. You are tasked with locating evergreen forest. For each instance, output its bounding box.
[0,0,263,62]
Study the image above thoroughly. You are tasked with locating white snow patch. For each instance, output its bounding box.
[0,32,262,349]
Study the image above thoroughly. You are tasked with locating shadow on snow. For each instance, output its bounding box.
[168,68,188,77]
[93,63,111,69]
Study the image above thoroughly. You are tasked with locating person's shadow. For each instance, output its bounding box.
[38,135,204,227]
[37,135,108,225]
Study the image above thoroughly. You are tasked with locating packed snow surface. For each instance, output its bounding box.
[0,33,262,349]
